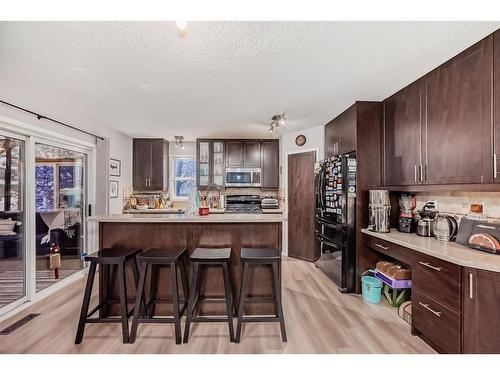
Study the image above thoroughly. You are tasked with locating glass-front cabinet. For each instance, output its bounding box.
[196,139,225,189]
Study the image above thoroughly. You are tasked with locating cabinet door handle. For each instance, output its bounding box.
[419,302,442,317]
[418,261,442,272]
[469,273,474,300]
[418,164,423,182]
[375,243,389,251]
[414,165,418,182]
[494,154,498,179]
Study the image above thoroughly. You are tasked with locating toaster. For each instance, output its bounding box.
[261,197,279,209]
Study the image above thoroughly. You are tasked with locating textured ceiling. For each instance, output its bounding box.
[1,21,499,141]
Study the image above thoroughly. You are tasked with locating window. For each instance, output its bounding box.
[171,157,196,199]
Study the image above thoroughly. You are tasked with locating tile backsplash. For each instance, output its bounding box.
[416,192,500,220]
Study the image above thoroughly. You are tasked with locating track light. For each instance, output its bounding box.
[268,113,287,133]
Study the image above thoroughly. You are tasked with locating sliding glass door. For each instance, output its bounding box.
[34,143,87,292]
[0,133,27,311]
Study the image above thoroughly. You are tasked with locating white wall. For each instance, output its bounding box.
[104,129,133,213]
[279,125,324,256]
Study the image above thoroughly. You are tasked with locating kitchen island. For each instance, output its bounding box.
[87,213,285,315]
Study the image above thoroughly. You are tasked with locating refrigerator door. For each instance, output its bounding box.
[314,232,344,287]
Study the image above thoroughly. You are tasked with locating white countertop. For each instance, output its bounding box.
[88,213,286,223]
[361,228,500,273]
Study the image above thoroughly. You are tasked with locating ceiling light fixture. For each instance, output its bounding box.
[174,135,185,150]
[268,113,287,133]
[175,20,188,37]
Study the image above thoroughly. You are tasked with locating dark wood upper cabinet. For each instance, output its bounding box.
[325,117,340,157]
[226,142,244,167]
[494,31,500,183]
[261,140,280,189]
[339,105,357,154]
[462,268,500,354]
[383,80,423,186]
[243,141,261,167]
[424,36,493,185]
[133,138,168,191]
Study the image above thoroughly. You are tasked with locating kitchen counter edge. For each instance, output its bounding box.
[88,213,286,223]
[361,228,500,273]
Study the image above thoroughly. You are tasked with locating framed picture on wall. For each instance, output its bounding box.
[109,158,121,177]
[109,180,119,198]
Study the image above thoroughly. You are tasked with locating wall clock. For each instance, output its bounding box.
[295,134,306,147]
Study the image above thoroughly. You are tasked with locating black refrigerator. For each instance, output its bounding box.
[314,153,356,293]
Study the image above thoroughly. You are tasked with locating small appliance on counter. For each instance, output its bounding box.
[456,217,500,254]
[433,214,458,242]
[368,190,390,233]
[261,196,279,209]
[398,193,416,233]
[416,201,439,237]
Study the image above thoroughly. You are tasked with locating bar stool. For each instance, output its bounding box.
[129,247,189,345]
[235,248,287,343]
[183,248,235,343]
[75,248,141,344]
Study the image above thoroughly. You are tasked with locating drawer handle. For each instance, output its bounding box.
[418,261,442,272]
[375,243,389,251]
[419,302,442,317]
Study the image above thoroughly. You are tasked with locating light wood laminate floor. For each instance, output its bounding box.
[0,257,434,354]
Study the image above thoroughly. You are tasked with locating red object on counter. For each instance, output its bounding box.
[199,207,210,216]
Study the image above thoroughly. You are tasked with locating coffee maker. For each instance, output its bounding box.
[398,193,416,233]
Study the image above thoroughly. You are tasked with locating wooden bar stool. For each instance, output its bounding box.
[183,248,235,343]
[129,247,189,345]
[75,248,141,344]
[235,248,287,343]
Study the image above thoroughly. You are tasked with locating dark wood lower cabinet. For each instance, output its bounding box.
[363,233,500,354]
[412,291,461,354]
[462,267,500,354]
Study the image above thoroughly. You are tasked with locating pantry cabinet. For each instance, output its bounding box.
[260,140,280,189]
[462,267,500,354]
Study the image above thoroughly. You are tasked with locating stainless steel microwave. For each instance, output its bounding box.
[225,168,261,187]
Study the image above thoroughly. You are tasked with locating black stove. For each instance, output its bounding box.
[225,194,262,214]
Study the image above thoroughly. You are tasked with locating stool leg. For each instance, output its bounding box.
[170,262,182,345]
[235,261,251,343]
[75,261,97,344]
[222,262,235,342]
[180,253,189,314]
[272,261,287,342]
[118,262,130,343]
[132,257,146,315]
[183,262,199,343]
[148,264,159,318]
[129,261,148,344]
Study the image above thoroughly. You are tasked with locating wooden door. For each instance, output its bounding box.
[339,105,356,154]
[383,80,422,186]
[226,142,244,167]
[463,268,500,354]
[287,151,317,261]
[261,140,279,189]
[424,36,493,184]
[493,31,500,183]
[243,141,261,167]
[149,139,167,190]
[325,117,340,157]
[133,138,151,191]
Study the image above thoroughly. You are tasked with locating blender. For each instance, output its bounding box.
[398,193,416,233]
